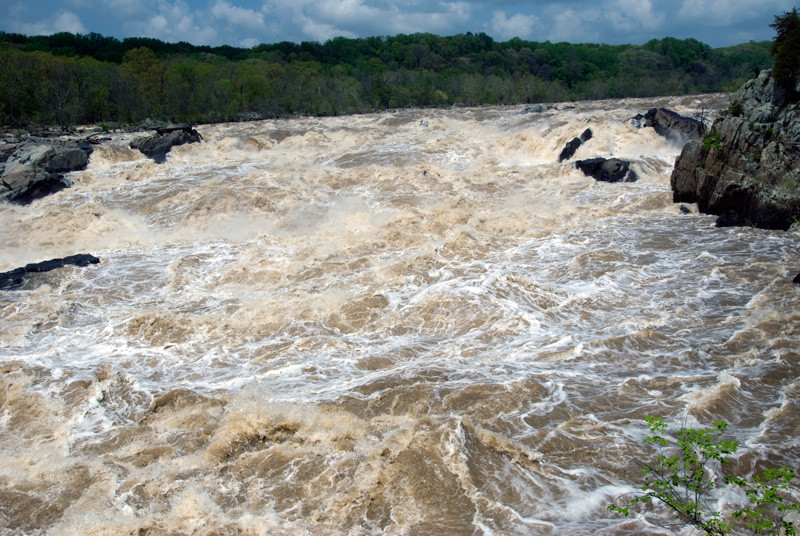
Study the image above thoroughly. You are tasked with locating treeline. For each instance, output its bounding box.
[0,31,772,128]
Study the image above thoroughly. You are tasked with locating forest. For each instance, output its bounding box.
[0,30,773,129]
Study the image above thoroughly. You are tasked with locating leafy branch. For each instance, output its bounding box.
[609,417,799,535]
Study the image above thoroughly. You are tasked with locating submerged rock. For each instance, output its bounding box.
[130,125,203,163]
[522,104,545,114]
[1,140,93,205]
[671,70,800,230]
[575,157,638,183]
[558,128,593,163]
[0,254,100,291]
[559,138,582,163]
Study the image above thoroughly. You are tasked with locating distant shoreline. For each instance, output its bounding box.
[1,31,768,130]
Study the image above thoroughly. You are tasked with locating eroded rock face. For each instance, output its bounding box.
[130,125,202,163]
[670,70,800,230]
[638,108,706,145]
[0,141,92,205]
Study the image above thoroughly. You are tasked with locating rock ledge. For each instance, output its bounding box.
[670,70,800,229]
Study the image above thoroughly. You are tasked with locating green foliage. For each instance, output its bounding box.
[610,417,800,535]
[770,8,800,92]
[0,30,776,128]
[729,467,799,535]
[703,131,724,154]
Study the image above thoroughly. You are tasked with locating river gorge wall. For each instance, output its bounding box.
[671,70,800,230]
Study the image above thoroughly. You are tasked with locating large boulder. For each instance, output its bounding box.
[0,254,100,291]
[670,70,800,230]
[575,157,638,183]
[635,108,706,145]
[130,125,202,163]
[1,140,92,205]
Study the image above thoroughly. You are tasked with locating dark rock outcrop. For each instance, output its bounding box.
[635,108,706,145]
[1,140,93,204]
[559,128,593,162]
[670,70,800,230]
[576,157,638,183]
[130,125,202,163]
[794,272,800,285]
[0,254,100,291]
[522,104,546,114]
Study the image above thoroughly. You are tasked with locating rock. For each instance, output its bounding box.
[794,272,800,284]
[1,140,92,205]
[575,158,638,183]
[559,128,593,162]
[45,145,91,173]
[130,125,202,163]
[715,210,744,227]
[559,138,583,162]
[671,70,800,230]
[636,108,706,144]
[522,104,545,114]
[0,254,100,291]
[680,205,692,214]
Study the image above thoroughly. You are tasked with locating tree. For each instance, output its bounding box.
[0,46,47,125]
[121,47,165,118]
[770,7,800,100]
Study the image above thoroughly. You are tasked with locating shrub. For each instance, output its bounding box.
[703,131,723,155]
[729,100,744,117]
[609,417,799,535]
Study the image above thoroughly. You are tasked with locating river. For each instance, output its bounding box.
[1,95,798,535]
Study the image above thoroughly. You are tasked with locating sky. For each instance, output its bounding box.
[1,0,796,49]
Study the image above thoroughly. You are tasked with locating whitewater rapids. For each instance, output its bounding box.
[1,95,798,535]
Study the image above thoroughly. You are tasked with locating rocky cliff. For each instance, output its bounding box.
[671,70,800,229]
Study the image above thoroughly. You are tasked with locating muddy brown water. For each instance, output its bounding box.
[1,95,798,535]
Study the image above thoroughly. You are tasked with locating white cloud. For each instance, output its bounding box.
[677,0,792,26]
[53,11,87,33]
[301,19,356,42]
[239,37,260,48]
[443,2,471,23]
[546,7,602,43]
[605,0,664,32]
[260,0,472,42]
[490,10,539,40]
[127,1,218,45]
[14,10,87,35]
[211,1,267,32]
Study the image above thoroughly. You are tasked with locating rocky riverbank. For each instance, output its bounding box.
[0,137,95,205]
[1,124,204,205]
[671,70,800,230]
